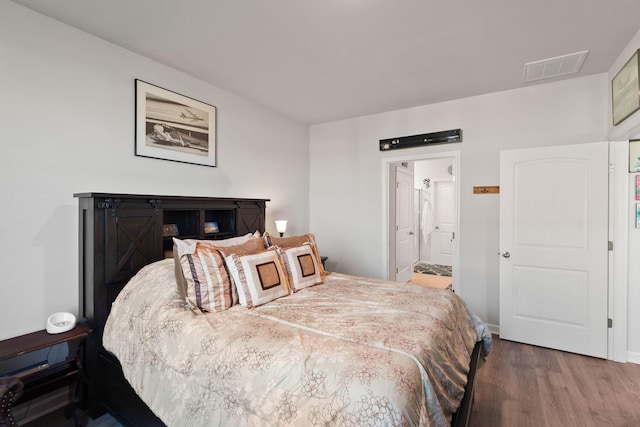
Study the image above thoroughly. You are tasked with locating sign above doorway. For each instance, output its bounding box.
[379,129,462,151]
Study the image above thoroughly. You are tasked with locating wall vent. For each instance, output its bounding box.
[524,50,588,82]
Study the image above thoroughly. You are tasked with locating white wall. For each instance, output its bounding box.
[607,27,640,361]
[310,74,608,329]
[0,2,310,340]
[413,158,452,188]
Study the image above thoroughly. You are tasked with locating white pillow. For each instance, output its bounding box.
[181,231,260,247]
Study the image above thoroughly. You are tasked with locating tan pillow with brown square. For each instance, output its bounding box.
[278,244,323,292]
[264,232,326,276]
[225,249,291,308]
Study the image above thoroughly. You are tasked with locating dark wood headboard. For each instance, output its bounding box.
[75,193,268,424]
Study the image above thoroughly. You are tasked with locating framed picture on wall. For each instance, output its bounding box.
[612,49,640,126]
[135,79,217,167]
[630,140,640,172]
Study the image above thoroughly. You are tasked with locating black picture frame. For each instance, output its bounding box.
[135,79,217,167]
[612,50,640,126]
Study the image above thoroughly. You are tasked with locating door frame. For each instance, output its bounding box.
[382,151,460,290]
[610,140,629,363]
[413,188,421,264]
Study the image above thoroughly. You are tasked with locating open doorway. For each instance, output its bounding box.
[385,152,459,290]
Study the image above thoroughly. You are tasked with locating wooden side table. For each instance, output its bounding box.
[0,324,92,426]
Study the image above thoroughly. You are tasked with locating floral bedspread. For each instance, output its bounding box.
[103,259,491,427]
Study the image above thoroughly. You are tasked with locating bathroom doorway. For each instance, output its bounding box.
[412,158,456,281]
[385,152,459,289]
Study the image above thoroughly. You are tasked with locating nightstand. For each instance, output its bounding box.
[320,256,328,270]
[0,324,92,427]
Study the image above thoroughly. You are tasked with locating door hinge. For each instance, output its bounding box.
[608,318,613,328]
[609,164,614,175]
[608,241,613,251]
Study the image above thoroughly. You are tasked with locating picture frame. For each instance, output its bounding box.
[637,203,640,229]
[135,79,216,167]
[630,140,640,172]
[612,49,640,126]
[636,175,640,201]
[204,221,219,234]
[162,224,179,237]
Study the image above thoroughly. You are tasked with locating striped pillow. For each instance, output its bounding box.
[173,235,266,304]
[278,244,323,292]
[225,249,291,308]
[174,238,237,313]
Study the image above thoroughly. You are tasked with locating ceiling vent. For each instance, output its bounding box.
[524,50,589,82]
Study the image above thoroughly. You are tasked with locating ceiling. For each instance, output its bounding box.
[12,0,640,124]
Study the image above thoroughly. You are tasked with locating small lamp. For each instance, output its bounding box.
[275,220,288,237]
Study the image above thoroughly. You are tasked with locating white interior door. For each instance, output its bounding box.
[395,167,414,283]
[431,180,454,265]
[499,142,609,358]
[413,189,420,264]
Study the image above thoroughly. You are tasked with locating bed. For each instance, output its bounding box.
[75,193,490,427]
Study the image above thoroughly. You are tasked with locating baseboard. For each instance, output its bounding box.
[487,323,499,336]
[627,351,640,365]
[11,385,70,424]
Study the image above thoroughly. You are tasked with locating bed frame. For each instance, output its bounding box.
[75,192,480,426]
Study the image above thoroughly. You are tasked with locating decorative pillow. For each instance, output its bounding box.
[197,231,261,247]
[215,237,267,258]
[263,232,326,276]
[176,231,260,250]
[278,244,323,292]
[173,234,266,302]
[225,249,291,308]
[173,238,237,313]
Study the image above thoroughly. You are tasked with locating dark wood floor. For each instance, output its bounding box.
[19,336,640,427]
[471,335,640,427]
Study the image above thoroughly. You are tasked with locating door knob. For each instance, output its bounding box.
[501,252,511,258]
[409,231,414,235]
[435,226,440,229]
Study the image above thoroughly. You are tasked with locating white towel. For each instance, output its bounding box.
[421,199,433,241]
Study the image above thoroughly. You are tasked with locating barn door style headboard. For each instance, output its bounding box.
[74,193,268,422]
